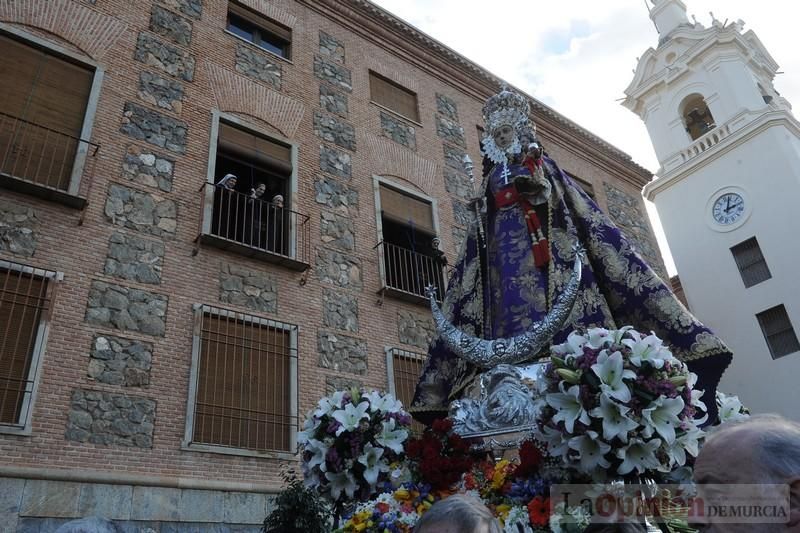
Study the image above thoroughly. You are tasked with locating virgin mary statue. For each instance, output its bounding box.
[410,87,731,424]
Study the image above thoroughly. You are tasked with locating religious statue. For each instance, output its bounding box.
[410,86,732,427]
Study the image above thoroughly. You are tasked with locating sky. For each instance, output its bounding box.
[370,0,800,276]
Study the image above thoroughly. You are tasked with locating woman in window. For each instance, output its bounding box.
[212,173,240,240]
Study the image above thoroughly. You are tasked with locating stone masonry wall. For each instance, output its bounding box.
[121,102,188,154]
[66,389,156,448]
[219,263,277,314]
[322,288,358,333]
[103,231,165,285]
[0,199,37,257]
[88,334,153,387]
[121,145,176,192]
[104,184,177,238]
[318,331,367,375]
[134,32,195,81]
[85,281,168,336]
[397,310,435,349]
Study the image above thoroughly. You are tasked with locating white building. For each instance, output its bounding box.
[623,0,800,419]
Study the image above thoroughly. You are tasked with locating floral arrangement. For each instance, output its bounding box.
[716,391,749,424]
[335,482,435,532]
[404,418,476,491]
[298,389,412,503]
[535,327,707,480]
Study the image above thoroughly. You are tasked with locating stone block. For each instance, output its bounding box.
[85,280,168,336]
[315,248,362,290]
[314,112,355,151]
[19,480,80,518]
[313,55,352,92]
[322,288,358,333]
[314,175,358,217]
[219,264,277,314]
[235,44,281,89]
[138,71,184,114]
[0,199,37,257]
[104,183,177,239]
[380,112,416,150]
[134,32,195,81]
[436,115,465,147]
[443,167,474,202]
[0,477,24,532]
[319,84,348,118]
[317,331,367,375]
[130,486,179,521]
[397,310,435,349]
[122,145,175,192]
[156,0,202,19]
[319,211,355,251]
[66,389,157,448]
[443,144,467,171]
[104,232,165,285]
[436,93,458,121]
[179,489,223,523]
[149,5,192,46]
[223,491,268,525]
[77,483,132,520]
[319,145,351,180]
[89,334,153,387]
[318,31,345,63]
[15,517,71,532]
[325,375,363,395]
[121,102,188,154]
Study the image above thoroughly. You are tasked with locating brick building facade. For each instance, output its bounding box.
[0,0,662,529]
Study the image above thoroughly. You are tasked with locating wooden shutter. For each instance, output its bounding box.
[731,237,771,288]
[369,72,419,122]
[217,122,292,174]
[757,305,800,360]
[194,311,292,452]
[380,184,435,234]
[0,269,48,425]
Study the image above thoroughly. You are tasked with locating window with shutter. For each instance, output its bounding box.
[387,348,426,436]
[190,307,297,453]
[756,305,800,360]
[369,71,419,122]
[0,34,94,191]
[226,2,291,59]
[0,262,54,430]
[731,237,772,288]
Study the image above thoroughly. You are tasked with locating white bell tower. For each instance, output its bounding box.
[623,1,800,420]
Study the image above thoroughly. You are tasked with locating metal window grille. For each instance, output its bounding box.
[387,348,427,435]
[731,237,772,288]
[0,261,56,427]
[381,241,445,301]
[369,71,419,122]
[191,306,298,452]
[756,305,800,360]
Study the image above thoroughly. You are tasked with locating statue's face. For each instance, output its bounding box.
[492,124,515,150]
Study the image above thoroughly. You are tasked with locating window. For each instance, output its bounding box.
[680,94,716,141]
[731,237,771,288]
[0,261,57,433]
[227,2,291,59]
[201,115,309,269]
[377,182,445,302]
[386,348,426,435]
[186,305,298,454]
[0,32,100,201]
[756,305,800,360]
[369,71,419,122]
[564,171,595,199]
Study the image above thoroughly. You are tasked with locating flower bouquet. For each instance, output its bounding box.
[298,388,412,504]
[404,418,477,491]
[535,327,707,481]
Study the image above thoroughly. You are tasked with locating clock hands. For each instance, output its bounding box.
[725,197,743,213]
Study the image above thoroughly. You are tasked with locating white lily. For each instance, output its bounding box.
[586,327,611,349]
[314,390,347,418]
[325,470,358,500]
[365,390,404,414]
[540,423,571,458]
[553,331,588,359]
[358,442,389,486]
[616,438,662,475]
[590,393,638,443]
[304,438,328,472]
[375,418,408,454]
[610,325,634,344]
[546,384,591,433]
[331,401,370,436]
[623,333,667,368]
[642,396,685,444]
[569,430,611,473]
[591,350,636,403]
[718,392,749,423]
[297,415,320,445]
[667,426,705,466]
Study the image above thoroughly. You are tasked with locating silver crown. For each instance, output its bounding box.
[482,86,530,133]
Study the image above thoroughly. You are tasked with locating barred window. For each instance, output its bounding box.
[0,261,57,431]
[188,305,297,453]
[369,71,419,122]
[731,237,771,288]
[756,305,800,360]
[387,348,426,435]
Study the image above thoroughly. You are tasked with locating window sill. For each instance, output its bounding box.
[224,30,293,65]
[0,424,32,436]
[370,101,423,128]
[198,232,309,271]
[0,173,86,209]
[181,441,296,460]
[378,286,441,307]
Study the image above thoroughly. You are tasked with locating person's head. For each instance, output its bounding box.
[693,414,800,531]
[272,194,284,208]
[491,123,516,150]
[432,237,441,249]
[219,174,238,189]
[414,494,501,533]
[253,183,266,197]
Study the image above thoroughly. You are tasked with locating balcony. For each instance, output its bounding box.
[197,183,310,271]
[378,241,446,305]
[0,111,99,209]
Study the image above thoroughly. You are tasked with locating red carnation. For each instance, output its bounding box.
[528,496,551,528]
[515,439,544,477]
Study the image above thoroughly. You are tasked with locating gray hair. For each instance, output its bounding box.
[414,494,501,533]
[706,414,800,483]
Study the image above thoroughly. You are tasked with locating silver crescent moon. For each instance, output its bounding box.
[426,244,585,369]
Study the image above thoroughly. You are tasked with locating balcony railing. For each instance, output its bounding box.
[379,241,446,304]
[198,183,310,270]
[0,111,99,208]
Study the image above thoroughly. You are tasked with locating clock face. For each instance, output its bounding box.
[712,193,745,225]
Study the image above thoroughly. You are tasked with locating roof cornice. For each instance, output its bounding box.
[297,0,653,183]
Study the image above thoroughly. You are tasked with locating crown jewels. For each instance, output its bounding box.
[482,86,530,133]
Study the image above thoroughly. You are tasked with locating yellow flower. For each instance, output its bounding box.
[491,459,511,491]
[496,503,512,525]
[394,488,411,501]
